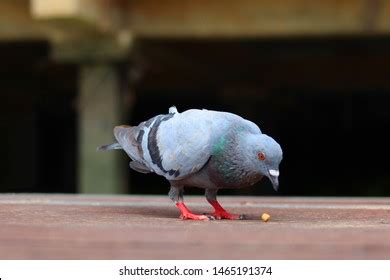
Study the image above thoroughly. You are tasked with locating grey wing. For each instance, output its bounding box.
[113,113,183,176]
[144,111,213,180]
[113,108,257,179]
[151,109,262,180]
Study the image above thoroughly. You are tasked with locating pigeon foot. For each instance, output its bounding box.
[210,211,246,220]
[207,199,246,220]
[180,213,214,221]
[176,202,213,221]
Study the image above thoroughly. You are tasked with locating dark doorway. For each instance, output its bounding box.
[0,41,78,193]
[127,37,390,196]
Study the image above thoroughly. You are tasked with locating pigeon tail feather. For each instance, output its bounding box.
[97,142,122,151]
[114,125,145,163]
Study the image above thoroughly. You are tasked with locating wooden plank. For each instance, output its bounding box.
[0,0,119,42]
[378,0,390,31]
[1,194,390,259]
[30,0,123,32]
[31,0,80,18]
[0,0,45,40]
[2,0,390,42]
[29,0,132,61]
[78,64,127,194]
[126,0,390,37]
[2,0,390,45]
[0,0,125,42]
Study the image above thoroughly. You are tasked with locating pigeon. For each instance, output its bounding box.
[98,106,283,220]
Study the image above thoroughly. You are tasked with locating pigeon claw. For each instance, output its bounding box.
[180,213,212,221]
[238,214,247,220]
[206,200,246,220]
[176,202,213,221]
[210,211,245,220]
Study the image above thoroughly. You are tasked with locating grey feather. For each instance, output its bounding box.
[97,142,122,151]
[169,106,178,114]
[129,161,151,174]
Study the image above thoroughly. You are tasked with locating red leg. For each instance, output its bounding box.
[176,202,211,221]
[207,199,244,220]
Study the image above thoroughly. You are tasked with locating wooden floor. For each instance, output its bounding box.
[0,194,390,259]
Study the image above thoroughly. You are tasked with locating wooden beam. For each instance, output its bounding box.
[3,0,390,42]
[378,0,390,32]
[31,0,80,18]
[0,0,45,40]
[28,0,132,61]
[30,0,124,33]
[0,0,127,41]
[0,0,124,42]
[126,0,390,37]
[3,0,390,44]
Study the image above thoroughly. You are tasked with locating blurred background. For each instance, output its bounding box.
[1,0,389,197]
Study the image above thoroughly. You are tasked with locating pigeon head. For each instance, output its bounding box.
[245,133,283,191]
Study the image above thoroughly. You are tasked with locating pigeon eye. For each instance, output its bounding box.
[258,152,266,161]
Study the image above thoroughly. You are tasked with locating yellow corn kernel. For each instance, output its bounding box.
[261,213,271,222]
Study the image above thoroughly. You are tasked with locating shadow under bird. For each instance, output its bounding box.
[98,106,283,220]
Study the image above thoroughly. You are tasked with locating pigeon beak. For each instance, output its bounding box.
[267,169,279,191]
